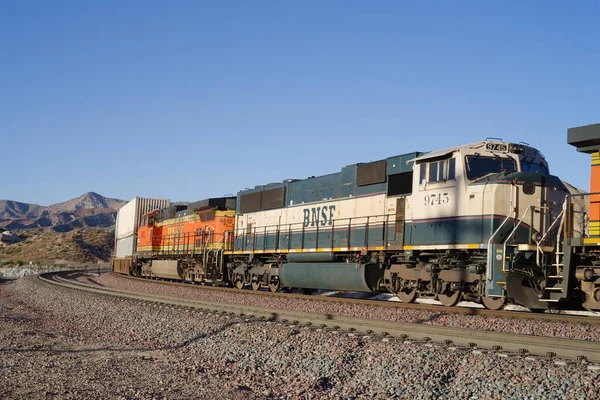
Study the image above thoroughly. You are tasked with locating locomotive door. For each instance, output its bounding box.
[395,197,406,244]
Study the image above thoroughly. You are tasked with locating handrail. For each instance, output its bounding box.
[502,204,557,270]
[232,213,393,237]
[563,192,591,240]
[150,229,232,258]
[554,202,566,270]
[501,205,535,271]
[232,213,395,252]
[486,187,514,282]
[535,200,566,267]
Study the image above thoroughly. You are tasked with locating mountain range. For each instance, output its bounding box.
[0,192,126,232]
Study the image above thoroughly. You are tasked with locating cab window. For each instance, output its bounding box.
[466,155,516,180]
[521,159,549,174]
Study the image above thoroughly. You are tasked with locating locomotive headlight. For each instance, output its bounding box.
[509,144,523,154]
[532,231,542,243]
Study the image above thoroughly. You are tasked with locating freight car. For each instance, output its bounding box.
[112,134,600,311]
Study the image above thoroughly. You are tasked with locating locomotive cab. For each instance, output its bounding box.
[388,140,568,309]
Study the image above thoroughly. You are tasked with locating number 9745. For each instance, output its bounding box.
[424,193,449,206]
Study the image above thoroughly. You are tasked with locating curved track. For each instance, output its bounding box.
[119,274,600,326]
[39,270,600,364]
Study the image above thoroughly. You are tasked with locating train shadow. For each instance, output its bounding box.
[412,306,477,324]
[0,314,273,355]
[413,312,445,324]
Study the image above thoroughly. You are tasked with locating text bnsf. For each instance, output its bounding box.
[303,205,336,227]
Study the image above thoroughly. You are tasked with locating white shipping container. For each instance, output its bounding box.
[115,235,136,258]
[115,197,170,240]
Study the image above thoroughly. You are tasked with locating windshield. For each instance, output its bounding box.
[466,155,517,180]
[520,159,549,174]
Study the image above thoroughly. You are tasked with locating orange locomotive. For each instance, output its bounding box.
[133,197,236,284]
[567,124,600,310]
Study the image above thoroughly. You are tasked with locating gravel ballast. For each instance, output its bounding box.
[1,275,599,399]
[95,273,600,342]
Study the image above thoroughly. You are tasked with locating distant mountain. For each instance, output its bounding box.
[0,192,127,231]
[47,192,126,214]
[0,200,45,219]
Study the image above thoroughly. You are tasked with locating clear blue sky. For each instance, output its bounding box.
[1,1,598,205]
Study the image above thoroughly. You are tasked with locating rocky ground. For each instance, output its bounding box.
[0,264,109,280]
[95,273,600,342]
[1,275,599,399]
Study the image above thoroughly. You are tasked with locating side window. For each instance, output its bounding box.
[429,162,439,182]
[421,158,456,184]
[420,163,427,184]
[448,158,456,180]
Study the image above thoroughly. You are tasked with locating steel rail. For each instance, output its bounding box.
[118,273,600,326]
[39,271,600,363]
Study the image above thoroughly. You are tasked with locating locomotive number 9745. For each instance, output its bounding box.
[485,143,508,151]
[424,193,449,206]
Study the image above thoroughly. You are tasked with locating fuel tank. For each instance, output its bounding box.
[279,262,383,292]
[150,260,183,280]
[286,253,336,262]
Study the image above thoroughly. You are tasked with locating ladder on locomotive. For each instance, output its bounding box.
[201,229,230,276]
[491,200,567,303]
[536,200,568,303]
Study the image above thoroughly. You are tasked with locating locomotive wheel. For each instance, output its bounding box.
[438,291,461,307]
[397,288,417,303]
[268,281,280,293]
[234,274,246,290]
[251,281,262,291]
[481,296,506,310]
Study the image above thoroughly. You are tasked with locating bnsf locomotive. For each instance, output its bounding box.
[113,129,600,311]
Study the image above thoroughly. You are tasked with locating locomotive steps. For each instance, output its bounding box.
[40,271,600,364]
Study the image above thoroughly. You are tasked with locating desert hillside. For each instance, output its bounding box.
[0,228,114,265]
[0,192,127,265]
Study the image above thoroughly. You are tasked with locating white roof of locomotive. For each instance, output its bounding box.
[414,140,509,163]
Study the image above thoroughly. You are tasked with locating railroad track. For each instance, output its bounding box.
[118,273,600,326]
[39,270,600,364]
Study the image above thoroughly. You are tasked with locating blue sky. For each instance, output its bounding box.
[1,1,598,205]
